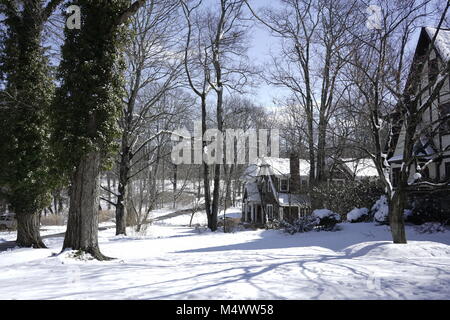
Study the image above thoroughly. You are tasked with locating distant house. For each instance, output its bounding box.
[388,27,450,207]
[241,155,378,226]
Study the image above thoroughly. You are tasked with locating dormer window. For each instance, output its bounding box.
[280,178,289,192]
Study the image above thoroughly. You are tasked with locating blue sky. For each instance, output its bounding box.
[242,0,445,109]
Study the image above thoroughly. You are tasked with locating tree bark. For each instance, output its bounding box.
[389,190,407,243]
[115,142,130,236]
[15,211,46,248]
[63,151,111,260]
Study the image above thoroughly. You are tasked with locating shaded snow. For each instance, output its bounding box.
[1,220,450,300]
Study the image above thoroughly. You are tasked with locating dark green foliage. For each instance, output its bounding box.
[51,1,129,177]
[408,193,450,225]
[0,3,57,217]
[311,179,384,219]
[316,215,340,231]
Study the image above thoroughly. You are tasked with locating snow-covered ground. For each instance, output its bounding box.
[1,213,449,300]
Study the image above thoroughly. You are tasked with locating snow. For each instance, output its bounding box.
[372,196,389,224]
[241,157,310,178]
[347,208,369,222]
[342,158,379,178]
[313,209,340,221]
[244,182,261,202]
[278,193,310,206]
[425,27,450,62]
[1,216,450,299]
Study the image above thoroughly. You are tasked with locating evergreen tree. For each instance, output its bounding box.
[52,0,146,260]
[0,0,62,248]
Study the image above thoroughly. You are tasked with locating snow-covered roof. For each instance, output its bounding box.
[244,182,261,202]
[278,193,310,207]
[258,157,310,177]
[341,158,379,177]
[425,27,450,62]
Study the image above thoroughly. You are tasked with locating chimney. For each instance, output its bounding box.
[289,152,300,193]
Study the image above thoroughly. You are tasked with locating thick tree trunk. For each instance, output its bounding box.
[15,211,46,248]
[63,151,111,260]
[389,190,407,243]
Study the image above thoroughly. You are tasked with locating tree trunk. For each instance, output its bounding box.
[115,130,131,235]
[389,190,407,243]
[15,211,46,248]
[316,116,327,183]
[201,94,214,230]
[62,151,111,260]
[173,164,177,209]
[107,173,112,210]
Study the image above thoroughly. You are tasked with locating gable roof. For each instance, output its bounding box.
[341,158,379,178]
[241,157,310,180]
[424,27,450,62]
[242,156,378,180]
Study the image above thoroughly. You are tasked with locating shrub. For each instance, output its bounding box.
[280,216,319,234]
[347,207,370,223]
[408,194,450,225]
[218,217,241,233]
[371,195,389,225]
[311,179,384,219]
[313,209,341,231]
[414,222,446,234]
[98,210,115,223]
[40,214,65,226]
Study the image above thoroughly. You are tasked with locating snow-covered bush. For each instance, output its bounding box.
[415,222,446,234]
[280,216,319,234]
[313,209,341,231]
[371,195,389,225]
[346,207,369,223]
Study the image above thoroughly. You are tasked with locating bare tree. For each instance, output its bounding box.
[181,0,253,231]
[246,0,359,189]
[340,0,448,242]
[101,0,183,235]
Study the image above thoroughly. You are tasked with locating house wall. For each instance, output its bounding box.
[391,42,450,184]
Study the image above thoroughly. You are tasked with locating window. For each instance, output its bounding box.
[280,179,289,192]
[266,204,273,220]
[439,102,450,134]
[301,179,308,189]
[392,167,401,188]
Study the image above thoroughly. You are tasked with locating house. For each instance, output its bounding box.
[241,155,378,226]
[388,27,450,208]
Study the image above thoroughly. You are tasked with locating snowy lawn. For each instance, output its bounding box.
[0,217,449,300]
